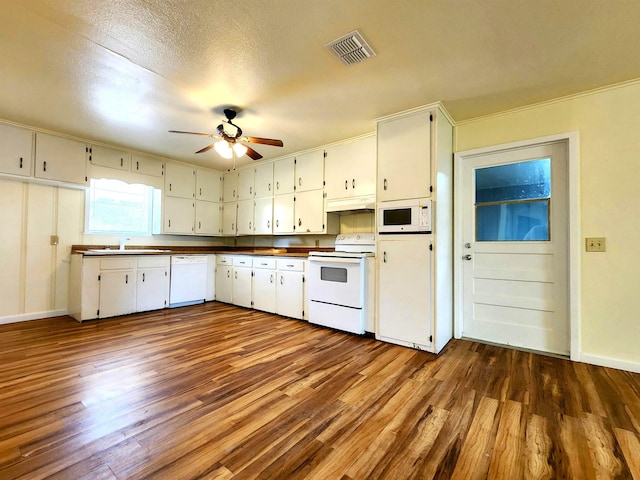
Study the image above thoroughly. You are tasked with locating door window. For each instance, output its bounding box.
[475,158,551,241]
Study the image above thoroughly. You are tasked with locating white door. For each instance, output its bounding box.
[460,141,569,355]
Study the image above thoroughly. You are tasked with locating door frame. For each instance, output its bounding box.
[453,132,581,360]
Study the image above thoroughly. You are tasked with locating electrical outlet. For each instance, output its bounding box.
[585,237,606,252]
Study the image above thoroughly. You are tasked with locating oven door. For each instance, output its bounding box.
[308,256,363,308]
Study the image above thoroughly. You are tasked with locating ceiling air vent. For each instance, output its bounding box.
[326,30,376,66]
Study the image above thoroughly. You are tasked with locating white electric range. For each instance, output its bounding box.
[308,233,375,334]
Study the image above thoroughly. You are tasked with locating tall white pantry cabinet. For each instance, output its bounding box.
[376,104,453,354]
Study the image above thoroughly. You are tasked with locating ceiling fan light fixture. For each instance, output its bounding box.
[214,140,233,159]
[233,143,248,157]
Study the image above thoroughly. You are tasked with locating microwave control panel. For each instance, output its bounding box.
[419,200,432,231]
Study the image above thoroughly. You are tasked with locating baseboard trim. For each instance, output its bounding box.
[0,309,68,325]
[579,353,640,374]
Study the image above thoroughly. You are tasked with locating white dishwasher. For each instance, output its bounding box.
[169,255,208,307]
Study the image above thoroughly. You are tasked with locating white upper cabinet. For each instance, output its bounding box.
[295,189,326,234]
[254,197,273,235]
[294,150,324,192]
[273,156,295,195]
[223,171,238,202]
[377,109,432,201]
[0,123,33,177]
[34,133,88,186]
[254,162,274,197]
[132,154,164,177]
[237,167,255,200]
[195,200,221,235]
[196,168,223,202]
[89,145,131,171]
[163,196,195,234]
[236,199,254,235]
[273,193,295,234]
[165,162,195,199]
[221,202,237,235]
[325,135,376,200]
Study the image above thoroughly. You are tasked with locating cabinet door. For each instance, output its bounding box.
[34,133,87,185]
[99,270,135,318]
[273,193,295,234]
[137,268,168,312]
[165,162,195,198]
[276,271,304,319]
[237,168,255,200]
[325,136,376,200]
[195,200,220,235]
[221,203,237,235]
[254,162,274,197]
[215,265,233,303]
[254,197,273,235]
[163,196,195,234]
[295,190,325,234]
[273,156,295,195]
[253,268,276,313]
[132,155,164,177]
[377,238,432,348]
[196,168,223,202]
[295,150,324,192]
[236,199,254,235]
[377,110,431,201]
[223,171,238,202]
[0,123,33,177]
[90,145,130,171]
[232,267,252,308]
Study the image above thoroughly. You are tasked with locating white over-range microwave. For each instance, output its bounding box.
[378,198,432,234]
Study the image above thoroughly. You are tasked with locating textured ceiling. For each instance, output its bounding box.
[1,0,640,170]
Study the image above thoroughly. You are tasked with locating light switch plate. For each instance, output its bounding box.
[585,237,606,252]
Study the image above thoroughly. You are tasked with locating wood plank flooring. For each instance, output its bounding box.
[0,302,639,479]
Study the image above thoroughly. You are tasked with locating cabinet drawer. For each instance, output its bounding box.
[253,257,276,269]
[277,258,305,272]
[233,256,253,267]
[216,255,234,265]
[137,256,170,269]
[99,258,135,270]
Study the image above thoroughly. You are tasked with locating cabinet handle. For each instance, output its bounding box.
[298,218,302,227]
[249,186,252,195]
[383,251,387,263]
[227,270,230,278]
[249,221,252,230]
[19,157,23,169]
[125,274,129,284]
[235,271,237,279]
[136,161,139,170]
[276,219,279,228]
[276,181,279,190]
[270,274,274,283]
[280,276,284,285]
[352,179,355,189]
[298,177,302,186]
[232,222,235,231]
[142,273,145,282]
[169,183,172,191]
[120,158,124,167]
[168,219,171,228]
[383,178,388,190]
[286,264,294,268]
[267,220,271,229]
[43,161,47,172]
[200,187,202,196]
[233,189,236,198]
[198,221,201,229]
[345,180,348,190]
[268,182,271,191]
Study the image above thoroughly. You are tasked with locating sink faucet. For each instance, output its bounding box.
[119,237,130,251]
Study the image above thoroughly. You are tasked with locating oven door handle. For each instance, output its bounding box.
[308,256,363,265]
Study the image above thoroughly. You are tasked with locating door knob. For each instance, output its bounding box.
[463,254,472,261]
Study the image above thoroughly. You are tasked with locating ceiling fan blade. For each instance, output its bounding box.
[195,143,215,154]
[169,130,212,136]
[244,144,263,160]
[245,136,284,147]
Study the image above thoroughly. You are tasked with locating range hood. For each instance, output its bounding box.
[325,196,376,214]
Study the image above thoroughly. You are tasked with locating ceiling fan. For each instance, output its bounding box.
[169,108,284,161]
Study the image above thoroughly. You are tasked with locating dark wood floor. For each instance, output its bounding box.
[0,302,639,479]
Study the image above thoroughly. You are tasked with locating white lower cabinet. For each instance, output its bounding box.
[136,256,170,312]
[252,257,277,313]
[215,255,234,303]
[232,256,253,308]
[68,254,170,321]
[377,237,433,350]
[276,259,306,320]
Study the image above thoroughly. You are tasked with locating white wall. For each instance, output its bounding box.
[454,80,640,370]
